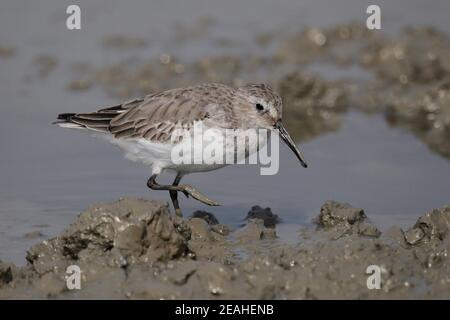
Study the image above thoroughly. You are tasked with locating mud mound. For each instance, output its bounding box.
[0,198,449,299]
[25,198,190,277]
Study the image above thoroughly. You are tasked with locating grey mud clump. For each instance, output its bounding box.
[234,218,277,242]
[362,27,450,158]
[276,22,378,66]
[278,71,348,142]
[0,198,449,299]
[0,263,14,286]
[404,205,450,246]
[385,81,450,158]
[364,27,450,159]
[25,198,190,277]
[245,205,280,228]
[360,27,450,86]
[314,200,381,239]
[275,23,450,159]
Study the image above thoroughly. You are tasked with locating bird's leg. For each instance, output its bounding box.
[147,174,220,212]
[169,173,183,217]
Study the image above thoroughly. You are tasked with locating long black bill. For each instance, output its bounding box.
[275,121,308,168]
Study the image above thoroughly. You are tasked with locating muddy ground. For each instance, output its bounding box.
[0,197,448,299]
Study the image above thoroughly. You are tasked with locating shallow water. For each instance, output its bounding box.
[1,0,450,265]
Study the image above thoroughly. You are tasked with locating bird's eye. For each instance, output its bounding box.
[256,103,264,111]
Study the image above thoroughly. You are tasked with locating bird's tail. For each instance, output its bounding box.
[53,101,140,132]
[56,113,76,121]
[53,110,117,132]
[53,113,85,129]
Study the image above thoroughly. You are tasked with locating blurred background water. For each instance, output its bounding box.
[1,0,450,265]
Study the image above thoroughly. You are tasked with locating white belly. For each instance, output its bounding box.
[104,123,269,175]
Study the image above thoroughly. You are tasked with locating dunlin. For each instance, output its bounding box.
[55,83,307,216]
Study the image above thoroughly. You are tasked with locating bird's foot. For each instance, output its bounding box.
[179,184,220,206]
[174,208,183,217]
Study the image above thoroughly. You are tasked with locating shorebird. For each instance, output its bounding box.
[55,83,307,216]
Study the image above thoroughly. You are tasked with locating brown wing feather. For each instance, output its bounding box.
[109,98,210,141]
[108,84,235,141]
[57,83,236,142]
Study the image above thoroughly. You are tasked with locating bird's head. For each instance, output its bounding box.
[235,83,308,168]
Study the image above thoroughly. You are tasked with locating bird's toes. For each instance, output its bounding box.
[180,184,220,206]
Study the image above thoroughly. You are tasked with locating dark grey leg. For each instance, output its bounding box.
[169,173,183,217]
[147,174,220,215]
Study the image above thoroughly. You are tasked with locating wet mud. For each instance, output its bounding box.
[0,197,448,299]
